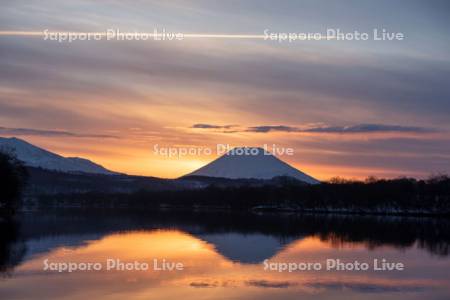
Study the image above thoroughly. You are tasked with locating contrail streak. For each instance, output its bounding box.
[0,31,332,40]
[0,31,266,39]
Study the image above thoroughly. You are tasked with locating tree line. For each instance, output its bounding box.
[35,174,450,215]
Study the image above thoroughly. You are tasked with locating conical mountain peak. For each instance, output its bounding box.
[186,147,319,184]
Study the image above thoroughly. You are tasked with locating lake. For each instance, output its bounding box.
[1,210,450,299]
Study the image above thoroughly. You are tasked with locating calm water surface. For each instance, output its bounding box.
[1,211,450,300]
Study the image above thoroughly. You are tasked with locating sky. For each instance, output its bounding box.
[0,0,450,180]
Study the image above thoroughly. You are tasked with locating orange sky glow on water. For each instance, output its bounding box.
[4,230,447,300]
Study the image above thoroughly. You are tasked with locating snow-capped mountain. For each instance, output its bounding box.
[0,137,116,175]
[186,147,320,184]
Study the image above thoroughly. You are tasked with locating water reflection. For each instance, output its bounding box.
[1,210,450,300]
[0,219,26,276]
[15,210,450,258]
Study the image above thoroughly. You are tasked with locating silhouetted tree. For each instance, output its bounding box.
[0,151,28,215]
[0,151,27,276]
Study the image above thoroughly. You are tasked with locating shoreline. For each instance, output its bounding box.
[17,204,450,218]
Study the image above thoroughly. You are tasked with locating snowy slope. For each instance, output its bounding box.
[186,147,320,184]
[0,137,116,175]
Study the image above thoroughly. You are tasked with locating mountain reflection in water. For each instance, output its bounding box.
[1,210,450,300]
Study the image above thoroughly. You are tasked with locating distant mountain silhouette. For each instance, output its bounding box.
[0,137,115,175]
[186,147,319,184]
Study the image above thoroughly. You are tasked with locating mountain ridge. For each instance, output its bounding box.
[0,137,116,175]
